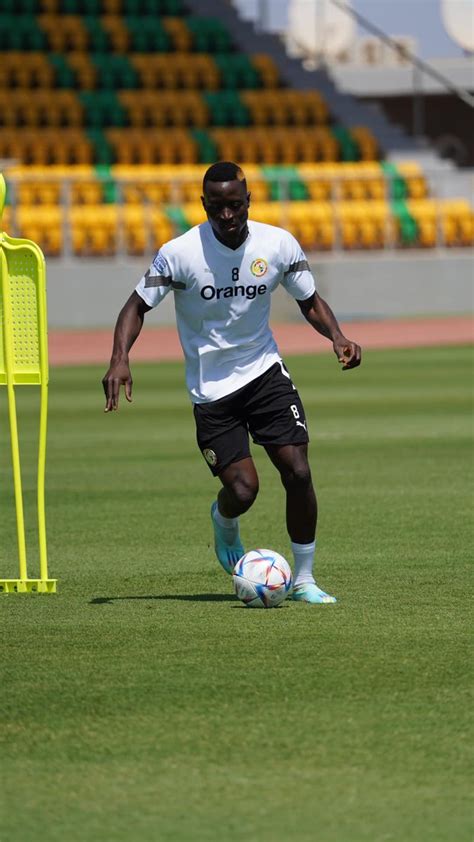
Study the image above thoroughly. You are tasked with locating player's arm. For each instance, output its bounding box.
[102,291,152,411]
[297,291,361,370]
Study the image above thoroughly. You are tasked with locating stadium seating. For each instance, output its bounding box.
[0,3,472,255]
[439,200,474,246]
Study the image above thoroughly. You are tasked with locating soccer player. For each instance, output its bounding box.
[102,161,361,603]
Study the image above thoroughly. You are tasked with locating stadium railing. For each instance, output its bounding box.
[2,165,473,256]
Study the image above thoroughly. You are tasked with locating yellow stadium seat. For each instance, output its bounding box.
[407,200,437,247]
[162,17,193,51]
[241,90,329,127]
[0,90,83,129]
[119,91,208,129]
[121,206,146,255]
[397,161,428,199]
[102,0,121,12]
[16,205,63,255]
[150,209,174,250]
[70,205,118,256]
[0,53,55,88]
[288,202,334,250]
[438,199,474,246]
[339,164,366,201]
[251,54,279,88]
[298,164,332,201]
[38,15,89,52]
[242,202,283,227]
[112,164,204,205]
[101,15,130,52]
[357,162,386,200]
[107,129,198,166]
[335,201,392,249]
[130,54,219,90]
[351,126,379,161]
[182,202,206,228]
[67,53,97,89]
[210,128,340,165]
[41,0,59,12]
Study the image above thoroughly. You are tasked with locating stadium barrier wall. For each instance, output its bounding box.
[46,251,473,328]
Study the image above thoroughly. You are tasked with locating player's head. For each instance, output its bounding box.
[201,161,250,248]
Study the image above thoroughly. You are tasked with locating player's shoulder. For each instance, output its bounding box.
[248,220,301,252]
[158,222,207,259]
[248,219,286,237]
[152,223,209,274]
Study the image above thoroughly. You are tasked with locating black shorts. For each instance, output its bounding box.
[193,361,309,476]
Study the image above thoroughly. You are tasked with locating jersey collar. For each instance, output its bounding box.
[207,222,252,255]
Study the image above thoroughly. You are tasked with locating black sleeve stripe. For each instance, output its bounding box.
[144,270,185,290]
[284,259,310,276]
[144,272,171,288]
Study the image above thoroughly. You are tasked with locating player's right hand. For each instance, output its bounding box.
[102,361,133,412]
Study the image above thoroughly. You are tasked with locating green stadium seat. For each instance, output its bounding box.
[82,17,111,52]
[262,166,309,201]
[125,17,171,52]
[381,162,408,200]
[95,163,118,203]
[0,15,13,49]
[392,200,418,245]
[48,54,77,88]
[214,55,260,90]
[0,14,47,51]
[86,129,115,164]
[331,125,360,162]
[123,0,183,13]
[62,0,101,13]
[91,54,137,89]
[186,17,233,53]
[203,92,250,127]
[0,0,37,12]
[399,216,418,245]
[145,0,184,12]
[191,129,218,163]
[79,92,127,128]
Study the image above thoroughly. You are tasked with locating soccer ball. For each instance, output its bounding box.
[232,549,292,609]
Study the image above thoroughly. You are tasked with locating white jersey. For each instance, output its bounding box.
[135,220,316,403]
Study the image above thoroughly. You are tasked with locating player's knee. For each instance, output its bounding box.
[230,475,259,511]
[281,461,312,491]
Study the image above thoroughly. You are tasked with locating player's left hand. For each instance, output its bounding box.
[333,339,362,370]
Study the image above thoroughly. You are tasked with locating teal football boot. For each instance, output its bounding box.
[291,583,337,604]
[210,501,244,574]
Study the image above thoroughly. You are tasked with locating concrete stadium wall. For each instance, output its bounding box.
[46,250,473,328]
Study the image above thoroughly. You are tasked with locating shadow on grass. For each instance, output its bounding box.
[89,593,237,605]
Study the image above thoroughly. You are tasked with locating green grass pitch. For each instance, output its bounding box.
[1,345,472,842]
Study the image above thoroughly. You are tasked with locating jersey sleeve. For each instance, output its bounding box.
[280,234,316,301]
[135,248,175,308]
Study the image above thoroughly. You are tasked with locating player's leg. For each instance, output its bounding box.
[211,456,259,572]
[265,443,336,604]
[216,456,259,518]
[245,361,336,604]
[193,395,257,573]
[264,443,316,542]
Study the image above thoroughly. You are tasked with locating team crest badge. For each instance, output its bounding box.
[203,448,217,467]
[250,258,268,277]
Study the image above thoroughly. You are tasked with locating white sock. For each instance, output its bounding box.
[214,502,239,531]
[291,540,316,587]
